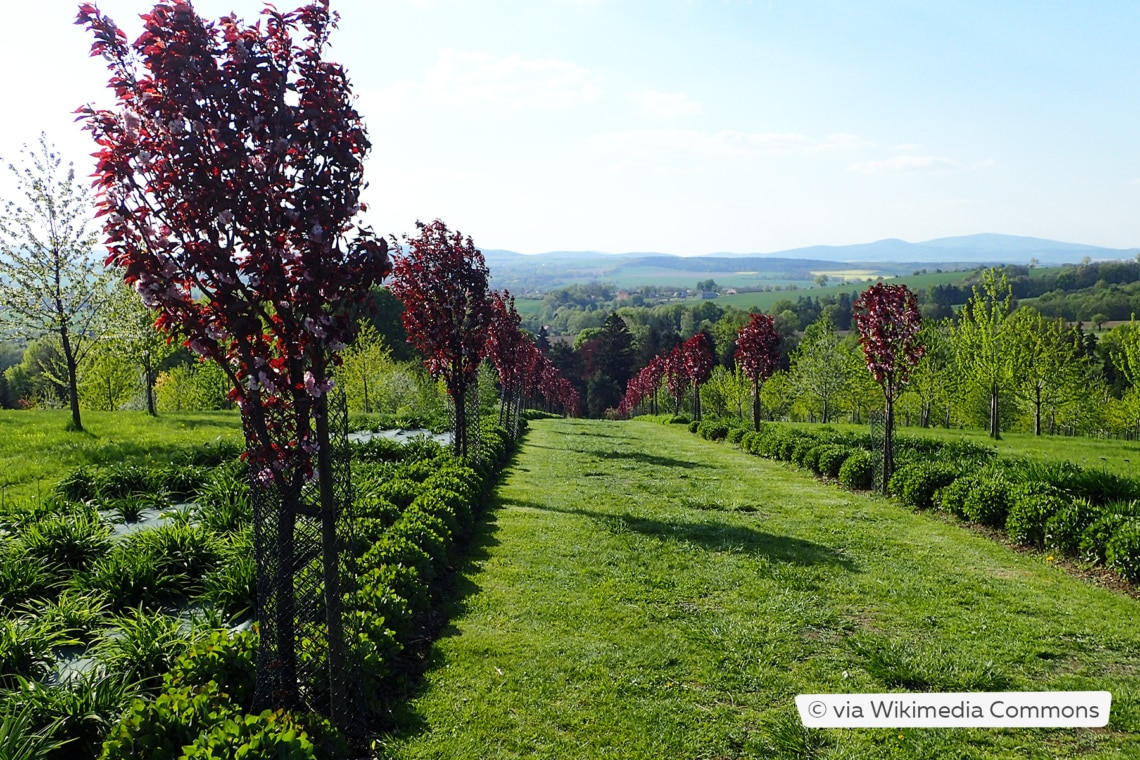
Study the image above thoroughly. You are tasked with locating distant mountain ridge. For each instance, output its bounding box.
[486,234,1138,266]
[480,234,1140,293]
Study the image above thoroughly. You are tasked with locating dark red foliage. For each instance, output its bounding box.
[485,290,527,394]
[735,313,781,386]
[76,1,389,485]
[389,219,491,399]
[680,333,714,387]
[852,282,924,403]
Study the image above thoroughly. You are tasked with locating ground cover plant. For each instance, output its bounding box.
[0,413,520,757]
[381,418,1140,758]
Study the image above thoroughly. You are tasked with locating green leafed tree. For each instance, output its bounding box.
[789,314,851,423]
[101,277,178,416]
[337,323,391,414]
[952,269,1015,439]
[78,342,137,411]
[908,318,955,428]
[0,135,113,430]
[1008,308,1089,435]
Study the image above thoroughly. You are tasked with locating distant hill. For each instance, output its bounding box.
[482,234,1139,293]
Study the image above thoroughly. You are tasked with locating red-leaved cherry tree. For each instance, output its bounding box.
[681,332,714,420]
[852,283,924,489]
[77,0,389,717]
[735,312,781,430]
[389,219,491,459]
[485,290,529,436]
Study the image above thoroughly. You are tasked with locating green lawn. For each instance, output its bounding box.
[379,418,1140,759]
[0,410,243,502]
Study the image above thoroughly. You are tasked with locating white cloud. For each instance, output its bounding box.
[374,49,601,112]
[638,90,703,117]
[589,129,871,158]
[848,155,996,174]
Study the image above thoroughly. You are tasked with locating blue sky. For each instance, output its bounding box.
[4,1,1140,254]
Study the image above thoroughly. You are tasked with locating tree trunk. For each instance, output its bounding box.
[362,375,370,414]
[884,399,895,494]
[693,384,702,421]
[60,326,83,431]
[920,402,930,428]
[144,352,156,416]
[314,393,347,729]
[1034,385,1042,436]
[989,382,1001,440]
[752,379,762,431]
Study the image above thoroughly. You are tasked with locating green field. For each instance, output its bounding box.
[0,410,242,502]
[381,418,1140,758]
[680,269,979,312]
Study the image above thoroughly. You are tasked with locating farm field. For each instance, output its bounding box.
[0,410,242,503]
[381,418,1140,759]
[784,420,1140,479]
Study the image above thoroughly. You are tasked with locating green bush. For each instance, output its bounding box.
[687,420,700,433]
[1078,500,1140,564]
[670,415,690,425]
[889,462,960,510]
[817,445,853,479]
[1045,498,1099,557]
[1106,520,1140,582]
[839,451,874,491]
[790,437,817,468]
[374,479,422,510]
[697,420,730,441]
[936,478,972,518]
[803,445,827,475]
[726,427,747,445]
[961,476,1013,528]
[165,628,258,712]
[101,683,339,760]
[1006,484,1067,548]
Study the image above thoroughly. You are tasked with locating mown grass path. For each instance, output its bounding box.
[380,419,1140,759]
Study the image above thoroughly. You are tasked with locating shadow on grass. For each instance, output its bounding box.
[526,443,708,470]
[504,497,857,572]
[377,488,505,738]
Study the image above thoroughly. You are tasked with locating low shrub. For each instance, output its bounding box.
[961,476,1013,528]
[1005,484,1067,548]
[726,427,747,445]
[670,415,690,425]
[1045,498,1099,557]
[790,437,817,468]
[165,628,258,711]
[1081,501,1140,564]
[839,451,874,491]
[1106,520,1140,582]
[889,462,960,510]
[817,445,852,479]
[804,445,827,476]
[935,478,972,519]
[687,420,700,433]
[697,420,730,441]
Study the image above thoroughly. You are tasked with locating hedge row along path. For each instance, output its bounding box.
[381,418,1140,759]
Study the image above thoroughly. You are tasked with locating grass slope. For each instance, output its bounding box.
[0,410,242,502]
[381,418,1140,759]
